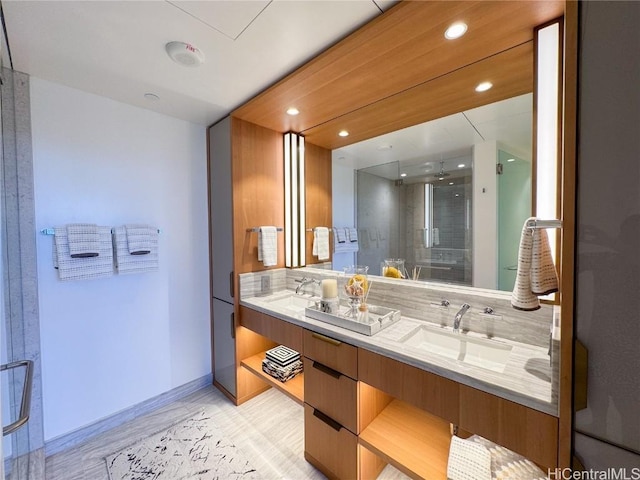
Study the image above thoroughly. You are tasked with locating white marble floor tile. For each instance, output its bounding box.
[45,385,410,480]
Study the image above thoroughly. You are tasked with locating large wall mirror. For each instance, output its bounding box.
[330,93,533,292]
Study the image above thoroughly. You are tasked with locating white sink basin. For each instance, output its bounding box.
[264,292,318,314]
[399,325,512,373]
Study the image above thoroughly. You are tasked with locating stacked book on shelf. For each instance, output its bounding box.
[262,345,303,383]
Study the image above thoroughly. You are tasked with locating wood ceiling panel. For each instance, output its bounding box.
[231,0,563,135]
[303,42,533,150]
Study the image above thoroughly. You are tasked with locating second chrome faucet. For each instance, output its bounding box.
[453,303,471,333]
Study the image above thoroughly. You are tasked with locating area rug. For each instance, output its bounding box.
[105,411,260,480]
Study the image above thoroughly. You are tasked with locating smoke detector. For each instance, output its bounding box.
[165,41,205,67]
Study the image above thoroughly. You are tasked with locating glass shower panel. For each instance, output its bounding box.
[497,150,532,291]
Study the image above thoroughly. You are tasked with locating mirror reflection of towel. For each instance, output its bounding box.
[313,227,330,260]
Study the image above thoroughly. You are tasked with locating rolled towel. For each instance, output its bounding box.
[258,226,278,267]
[67,223,100,258]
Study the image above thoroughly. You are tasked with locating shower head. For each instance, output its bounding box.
[434,161,450,179]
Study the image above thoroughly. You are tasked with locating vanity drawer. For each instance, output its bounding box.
[304,357,358,434]
[303,329,357,379]
[304,404,358,480]
[240,306,303,352]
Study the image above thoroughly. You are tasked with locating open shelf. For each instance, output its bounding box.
[359,399,451,480]
[241,352,304,405]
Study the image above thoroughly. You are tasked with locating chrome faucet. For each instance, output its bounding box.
[295,277,320,294]
[453,303,471,333]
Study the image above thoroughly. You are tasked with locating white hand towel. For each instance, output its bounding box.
[447,435,492,480]
[433,227,440,246]
[258,226,278,267]
[114,226,159,274]
[347,227,358,243]
[66,223,100,258]
[511,217,559,310]
[53,226,114,281]
[125,224,157,255]
[531,227,559,295]
[335,227,347,243]
[313,227,330,261]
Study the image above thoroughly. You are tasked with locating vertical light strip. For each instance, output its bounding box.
[284,134,292,267]
[424,183,432,247]
[284,132,306,268]
[536,21,560,260]
[298,136,306,267]
[291,134,299,267]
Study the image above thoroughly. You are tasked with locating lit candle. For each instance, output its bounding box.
[322,279,338,299]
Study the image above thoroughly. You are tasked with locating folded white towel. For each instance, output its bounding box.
[53,226,113,281]
[313,227,330,261]
[333,227,359,254]
[113,226,159,274]
[258,226,278,267]
[67,223,100,258]
[433,227,440,246]
[447,435,492,480]
[125,224,157,255]
[347,227,358,243]
[511,217,559,310]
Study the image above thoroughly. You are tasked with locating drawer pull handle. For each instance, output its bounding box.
[313,408,342,432]
[312,361,342,379]
[311,332,342,346]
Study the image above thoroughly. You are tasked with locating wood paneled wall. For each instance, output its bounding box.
[231,117,285,275]
[304,142,332,265]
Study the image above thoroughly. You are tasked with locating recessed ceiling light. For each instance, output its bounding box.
[449,182,454,185]
[286,107,299,116]
[445,22,468,40]
[458,163,466,168]
[507,158,516,162]
[338,130,349,137]
[475,81,493,92]
[455,193,460,197]
[400,173,407,177]
[144,93,160,101]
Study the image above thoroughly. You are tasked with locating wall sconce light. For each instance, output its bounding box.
[284,132,306,267]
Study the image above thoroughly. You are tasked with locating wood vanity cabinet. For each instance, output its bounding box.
[458,385,559,468]
[303,330,360,479]
[239,306,303,353]
[358,348,460,425]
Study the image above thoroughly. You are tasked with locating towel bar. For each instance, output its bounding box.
[41,228,162,235]
[246,227,283,232]
[526,219,562,229]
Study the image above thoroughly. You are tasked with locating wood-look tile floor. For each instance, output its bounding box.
[45,385,410,480]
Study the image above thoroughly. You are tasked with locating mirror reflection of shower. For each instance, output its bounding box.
[355,157,473,286]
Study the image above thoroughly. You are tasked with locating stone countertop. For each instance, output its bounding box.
[240,291,558,417]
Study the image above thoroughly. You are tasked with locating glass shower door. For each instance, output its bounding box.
[497,150,532,291]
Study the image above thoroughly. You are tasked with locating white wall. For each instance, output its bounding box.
[472,141,498,289]
[30,78,210,441]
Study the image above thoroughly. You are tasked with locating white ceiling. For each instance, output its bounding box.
[334,93,533,179]
[2,0,396,126]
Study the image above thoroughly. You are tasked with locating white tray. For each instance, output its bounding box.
[305,303,400,336]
